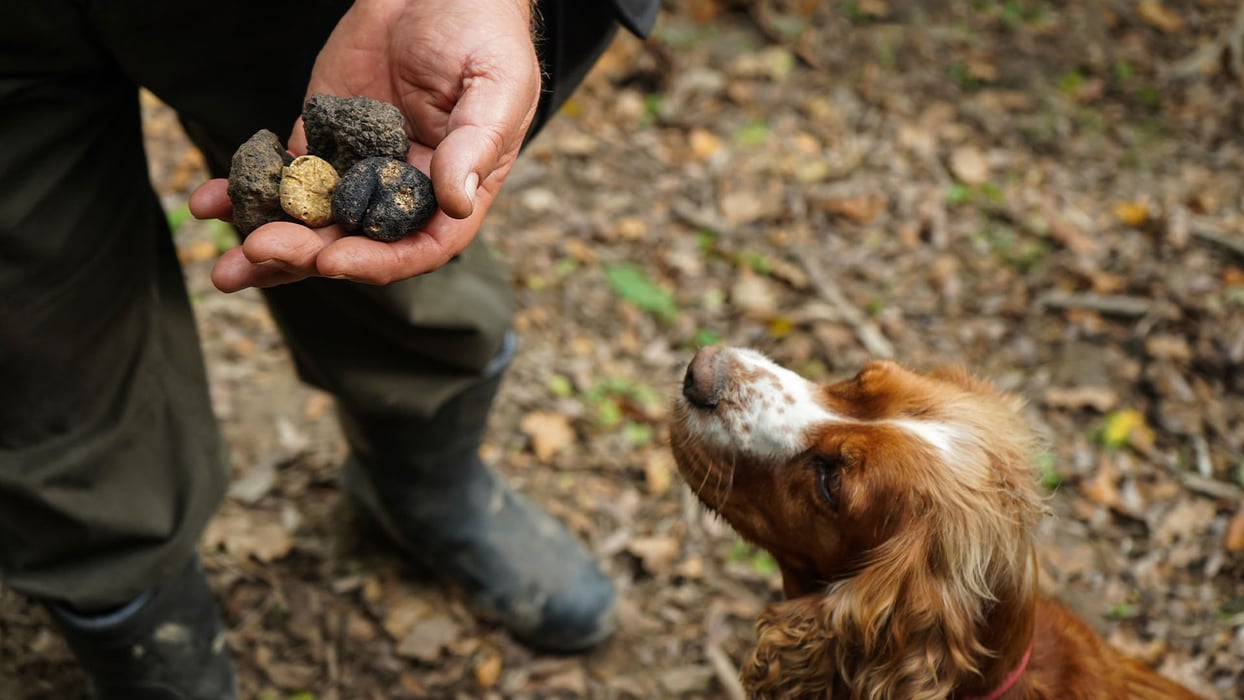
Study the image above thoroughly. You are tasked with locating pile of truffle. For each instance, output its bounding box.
[227,94,436,242]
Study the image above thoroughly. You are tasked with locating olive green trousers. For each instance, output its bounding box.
[0,0,619,609]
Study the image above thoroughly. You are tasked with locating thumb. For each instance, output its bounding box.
[429,125,508,219]
[427,63,540,219]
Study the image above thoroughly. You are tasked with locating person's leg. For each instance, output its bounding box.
[133,0,625,652]
[0,3,235,697]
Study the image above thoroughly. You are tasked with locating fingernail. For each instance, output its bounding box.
[464,172,479,208]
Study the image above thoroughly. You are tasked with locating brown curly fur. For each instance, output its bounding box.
[670,350,1204,700]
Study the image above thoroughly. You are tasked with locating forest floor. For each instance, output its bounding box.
[2,1,1243,698]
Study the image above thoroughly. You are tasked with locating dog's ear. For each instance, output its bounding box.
[743,523,1035,700]
[742,595,837,699]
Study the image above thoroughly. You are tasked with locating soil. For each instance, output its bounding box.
[2,1,1243,698]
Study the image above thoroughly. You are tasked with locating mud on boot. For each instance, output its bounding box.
[45,555,237,700]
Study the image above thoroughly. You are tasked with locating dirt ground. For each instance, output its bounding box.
[3,1,1244,698]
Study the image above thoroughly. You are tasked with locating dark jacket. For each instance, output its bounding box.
[612,0,660,37]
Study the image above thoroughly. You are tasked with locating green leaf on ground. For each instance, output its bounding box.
[605,264,678,322]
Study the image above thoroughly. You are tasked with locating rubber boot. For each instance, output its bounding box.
[44,555,237,700]
[338,369,617,653]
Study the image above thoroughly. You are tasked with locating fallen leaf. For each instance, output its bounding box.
[949,146,990,185]
[177,239,218,264]
[643,450,674,496]
[1043,386,1119,412]
[1112,200,1150,228]
[520,411,576,462]
[1101,409,1155,452]
[202,509,292,563]
[1138,1,1183,33]
[1226,509,1244,553]
[1081,453,1122,511]
[396,613,460,662]
[820,193,887,224]
[730,269,779,317]
[302,391,333,421]
[627,536,681,576]
[1047,217,1101,256]
[613,216,649,241]
[227,458,278,504]
[474,649,503,689]
[688,127,724,161]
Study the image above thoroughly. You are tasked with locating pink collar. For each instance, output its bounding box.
[964,645,1032,700]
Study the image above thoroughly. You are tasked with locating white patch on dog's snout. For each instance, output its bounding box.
[685,348,840,460]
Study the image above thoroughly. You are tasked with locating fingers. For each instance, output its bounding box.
[429,125,495,220]
[287,116,309,157]
[210,247,304,292]
[315,210,478,283]
[189,179,234,222]
[209,221,344,293]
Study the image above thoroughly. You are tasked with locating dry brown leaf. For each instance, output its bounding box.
[627,536,681,576]
[614,216,649,241]
[821,193,886,224]
[949,146,990,185]
[1081,454,1123,511]
[177,239,218,264]
[1225,509,1244,553]
[731,269,779,317]
[688,128,724,161]
[474,649,503,689]
[519,411,576,462]
[1047,217,1101,256]
[302,390,333,421]
[1138,1,1183,33]
[202,509,292,563]
[1042,386,1119,412]
[396,613,460,662]
[643,450,674,496]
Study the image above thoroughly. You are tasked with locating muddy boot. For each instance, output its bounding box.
[45,555,237,700]
[339,370,617,653]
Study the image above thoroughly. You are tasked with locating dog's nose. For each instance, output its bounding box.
[683,345,721,408]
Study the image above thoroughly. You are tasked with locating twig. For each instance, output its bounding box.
[798,248,895,358]
[1172,0,1244,80]
[705,643,747,700]
[1190,221,1244,259]
[1036,292,1153,318]
[1176,471,1242,501]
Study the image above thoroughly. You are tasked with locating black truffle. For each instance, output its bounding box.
[303,94,409,174]
[227,130,294,234]
[332,157,438,242]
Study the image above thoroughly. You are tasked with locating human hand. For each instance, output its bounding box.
[191,0,539,291]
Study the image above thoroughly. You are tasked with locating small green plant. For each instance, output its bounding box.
[166,203,193,235]
[946,182,1004,206]
[1104,600,1138,621]
[584,377,663,430]
[693,327,723,347]
[733,121,772,147]
[605,264,679,323]
[1035,451,1061,492]
[547,374,574,398]
[729,540,779,577]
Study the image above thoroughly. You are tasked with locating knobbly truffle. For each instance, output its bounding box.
[332,157,437,242]
[279,155,339,228]
[227,130,293,234]
[303,94,409,174]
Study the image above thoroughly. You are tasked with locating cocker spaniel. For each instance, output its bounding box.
[669,346,1203,700]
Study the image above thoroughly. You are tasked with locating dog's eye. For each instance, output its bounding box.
[815,458,841,511]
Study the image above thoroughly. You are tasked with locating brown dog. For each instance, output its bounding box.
[670,346,1204,699]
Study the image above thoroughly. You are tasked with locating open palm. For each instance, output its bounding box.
[192,0,539,291]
